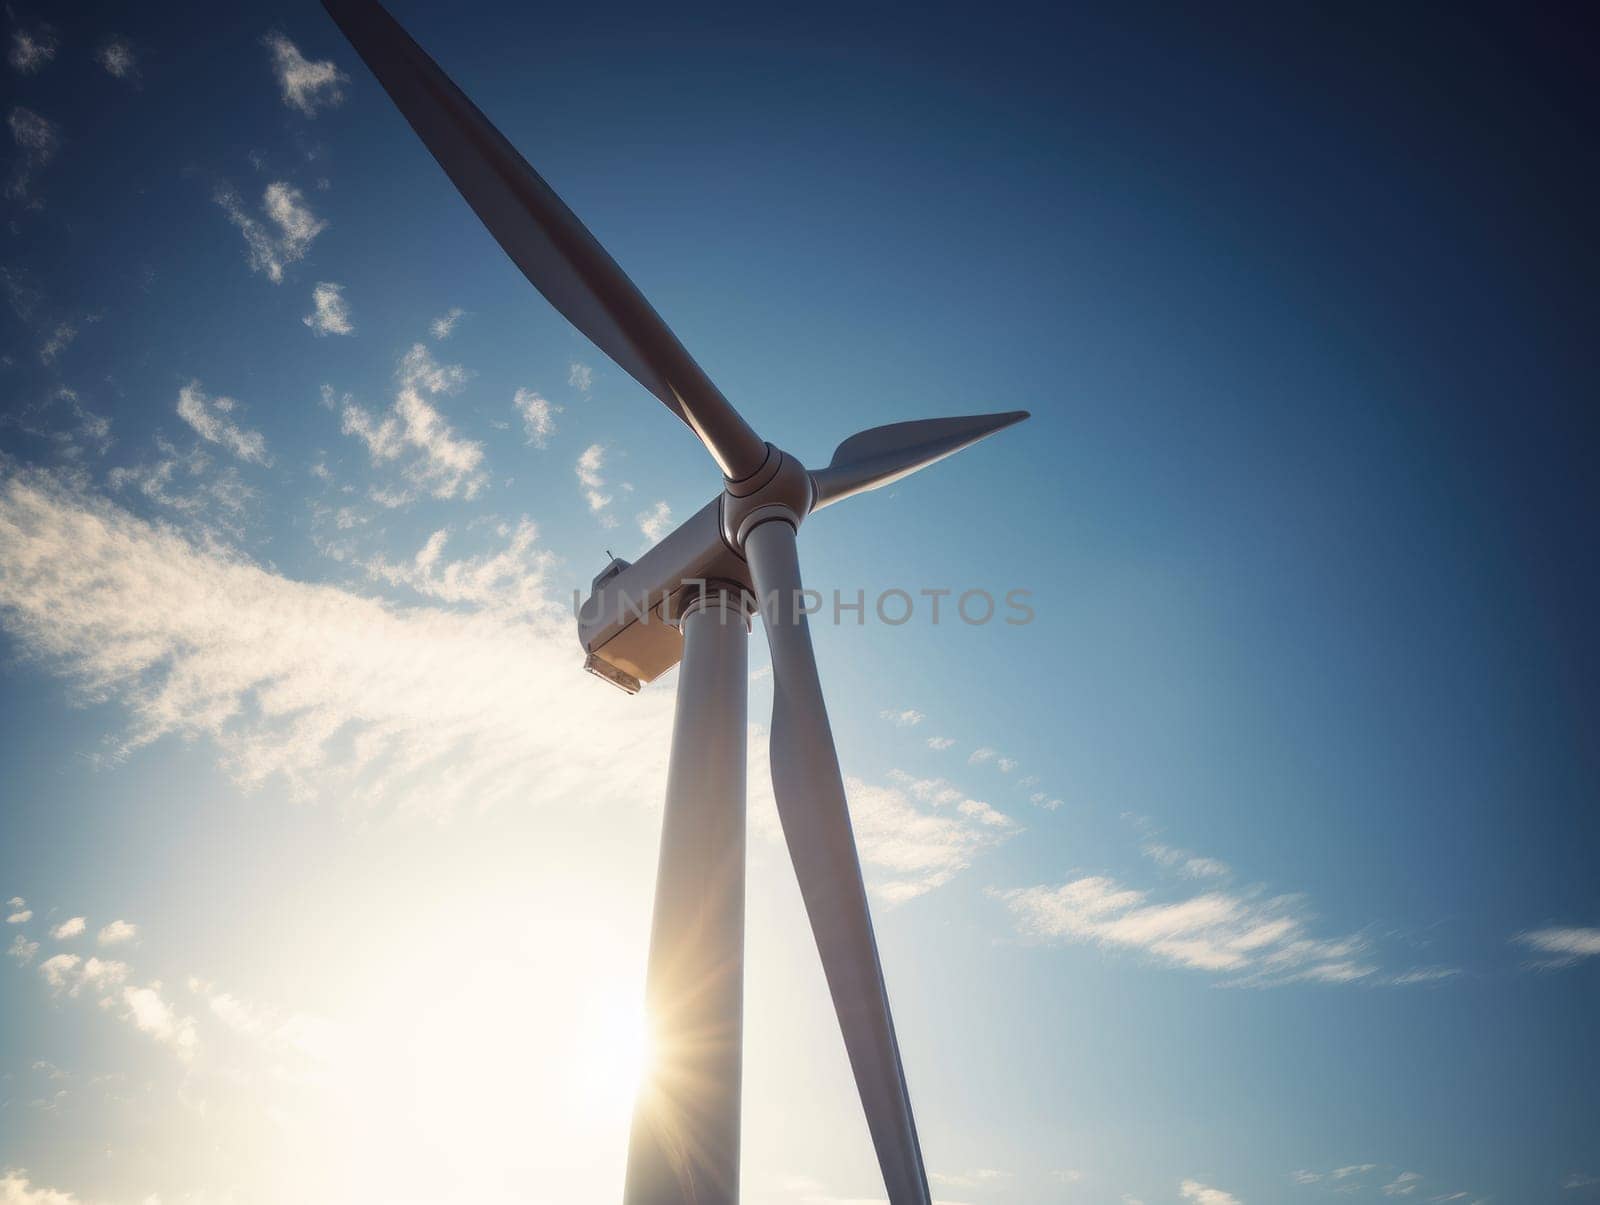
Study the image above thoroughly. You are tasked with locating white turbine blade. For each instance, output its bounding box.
[321,0,770,481]
[743,519,931,1205]
[808,410,1030,510]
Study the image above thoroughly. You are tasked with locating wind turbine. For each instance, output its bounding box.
[322,3,1029,1201]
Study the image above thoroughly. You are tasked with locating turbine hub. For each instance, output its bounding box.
[721,444,814,551]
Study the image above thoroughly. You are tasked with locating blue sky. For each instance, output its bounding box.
[2,1,1598,1203]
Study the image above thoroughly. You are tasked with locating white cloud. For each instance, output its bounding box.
[96,39,138,81]
[957,799,1016,829]
[1144,843,1231,880]
[122,983,199,1060]
[879,708,925,728]
[263,32,347,116]
[6,908,30,924]
[993,873,1379,985]
[360,519,553,617]
[576,443,613,516]
[338,345,486,500]
[109,436,256,535]
[1515,926,1600,967]
[303,282,354,336]
[1028,791,1063,811]
[8,30,56,74]
[7,934,39,965]
[1383,1172,1423,1197]
[968,746,996,765]
[857,772,1018,902]
[569,361,593,393]
[637,500,672,543]
[38,952,79,989]
[6,107,59,201]
[38,321,75,364]
[0,1169,82,1204]
[926,736,955,751]
[1386,967,1459,986]
[51,916,86,940]
[1181,1180,1241,1205]
[887,770,965,807]
[214,181,326,283]
[177,382,272,465]
[98,919,138,945]
[0,464,674,816]
[932,1169,1012,1189]
[996,756,1017,773]
[430,307,466,339]
[513,388,561,448]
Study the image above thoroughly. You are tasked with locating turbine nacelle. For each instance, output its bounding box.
[579,412,1028,693]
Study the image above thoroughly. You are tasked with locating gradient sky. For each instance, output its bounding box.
[2,2,1597,1204]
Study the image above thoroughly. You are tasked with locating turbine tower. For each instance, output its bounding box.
[323,3,1029,1200]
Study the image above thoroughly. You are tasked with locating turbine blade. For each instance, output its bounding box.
[320,0,769,480]
[809,410,1030,510]
[743,518,931,1205]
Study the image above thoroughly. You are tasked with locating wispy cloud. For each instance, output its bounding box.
[880,708,926,728]
[96,38,138,81]
[177,382,272,465]
[121,983,199,1060]
[1292,1164,1377,1186]
[38,321,75,364]
[430,307,466,340]
[932,1168,1012,1189]
[513,388,561,448]
[0,388,113,460]
[359,519,554,617]
[861,770,1019,902]
[263,32,347,116]
[926,736,955,751]
[6,107,60,202]
[214,181,326,283]
[847,776,1015,904]
[338,344,486,500]
[109,436,257,535]
[8,29,56,75]
[7,934,39,965]
[1382,1171,1424,1197]
[1143,842,1231,879]
[303,281,354,336]
[993,871,1384,986]
[576,443,616,525]
[1181,1180,1242,1205]
[637,500,672,542]
[0,1168,83,1203]
[0,464,673,814]
[569,361,593,393]
[1514,926,1600,968]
